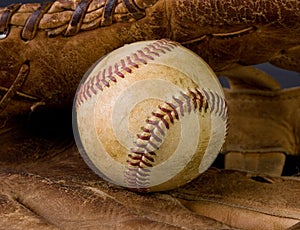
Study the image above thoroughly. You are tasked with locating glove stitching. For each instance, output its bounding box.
[0,0,149,39]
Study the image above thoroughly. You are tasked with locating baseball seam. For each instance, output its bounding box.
[124,87,227,191]
[202,88,227,121]
[75,39,178,109]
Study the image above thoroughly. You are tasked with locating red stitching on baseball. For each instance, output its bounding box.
[189,90,198,111]
[132,53,147,64]
[120,59,132,73]
[152,112,169,129]
[172,96,185,116]
[126,55,139,69]
[107,66,117,82]
[165,102,179,120]
[101,70,110,87]
[114,63,125,78]
[202,88,227,121]
[95,72,103,91]
[196,88,209,112]
[83,82,89,100]
[125,88,212,190]
[146,119,165,136]
[147,44,167,54]
[134,140,159,153]
[77,85,84,104]
[137,50,155,60]
[76,39,178,108]
[143,47,160,57]
[90,75,97,95]
[158,106,175,124]
[137,133,151,140]
[125,88,227,191]
[181,91,192,113]
[142,127,163,142]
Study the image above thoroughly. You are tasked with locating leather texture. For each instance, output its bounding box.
[1,123,299,229]
[0,0,300,229]
[224,86,300,156]
[219,65,300,175]
[0,0,299,115]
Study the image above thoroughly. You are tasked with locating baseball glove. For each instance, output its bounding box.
[0,0,299,229]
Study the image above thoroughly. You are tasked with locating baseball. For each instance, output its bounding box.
[73,39,227,192]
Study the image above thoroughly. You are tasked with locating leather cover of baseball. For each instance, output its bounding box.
[73,39,227,192]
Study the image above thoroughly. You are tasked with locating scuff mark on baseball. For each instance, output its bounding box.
[73,39,227,192]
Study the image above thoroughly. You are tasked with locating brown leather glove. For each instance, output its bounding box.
[1,115,299,229]
[220,65,300,176]
[0,0,299,116]
[1,0,300,229]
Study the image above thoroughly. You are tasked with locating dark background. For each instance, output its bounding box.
[1,0,299,88]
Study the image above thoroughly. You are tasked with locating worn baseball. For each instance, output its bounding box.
[73,39,227,192]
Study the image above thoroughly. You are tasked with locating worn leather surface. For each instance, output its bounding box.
[220,65,300,176]
[0,118,299,229]
[0,0,299,116]
[0,0,300,229]
[224,86,300,156]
